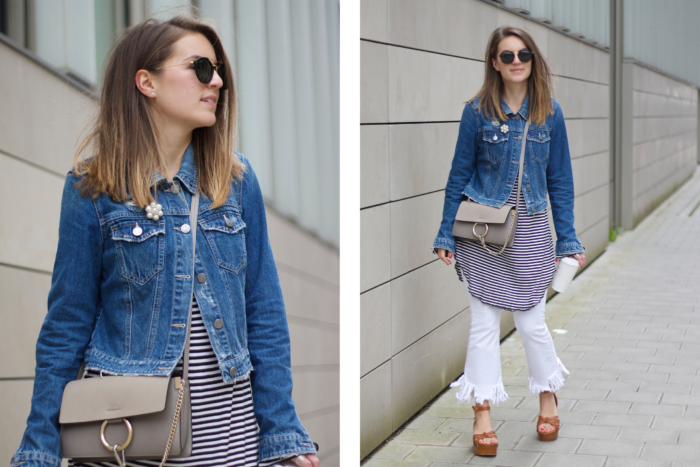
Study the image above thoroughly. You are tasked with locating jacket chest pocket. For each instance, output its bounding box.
[110,220,166,285]
[200,213,247,274]
[481,131,508,163]
[527,129,551,162]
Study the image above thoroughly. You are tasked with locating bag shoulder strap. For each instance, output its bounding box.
[183,190,200,382]
[515,121,530,212]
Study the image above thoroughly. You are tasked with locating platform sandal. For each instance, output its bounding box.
[537,392,559,441]
[472,405,498,457]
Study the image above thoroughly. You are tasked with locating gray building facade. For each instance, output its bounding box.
[360,0,699,458]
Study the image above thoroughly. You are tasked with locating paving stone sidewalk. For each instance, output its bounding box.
[363,169,700,467]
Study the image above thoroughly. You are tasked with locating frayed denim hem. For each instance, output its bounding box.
[528,357,570,394]
[451,374,509,405]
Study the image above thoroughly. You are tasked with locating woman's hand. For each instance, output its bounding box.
[437,248,453,265]
[283,454,320,467]
[556,253,585,269]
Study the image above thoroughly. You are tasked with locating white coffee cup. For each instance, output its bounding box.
[552,257,579,293]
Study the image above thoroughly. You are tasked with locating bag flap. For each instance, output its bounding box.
[59,376,170,424]
[455,201,514,224]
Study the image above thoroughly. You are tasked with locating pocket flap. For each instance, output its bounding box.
[59,376,170,424]
[200,214,245,234]
[110,221,165,243]
[483,131,507,144]
[455,201,514,224]
[527,130,551,143]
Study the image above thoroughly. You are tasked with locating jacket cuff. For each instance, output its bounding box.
[432,238,455,255]
[10,452,62,467]
[258,433,317,463]
[555,241,585,256]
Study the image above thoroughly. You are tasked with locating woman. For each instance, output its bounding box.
[11,16,319,467]
[432,26,585,457]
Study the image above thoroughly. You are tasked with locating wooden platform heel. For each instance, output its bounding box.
[472,405,498,457]
[537,392,559,442]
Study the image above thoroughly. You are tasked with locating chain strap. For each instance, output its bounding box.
[476,211,517,256]
[158,380,186,467]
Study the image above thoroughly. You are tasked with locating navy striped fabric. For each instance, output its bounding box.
[454,180,556,312]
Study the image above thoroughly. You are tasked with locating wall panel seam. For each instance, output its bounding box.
[634,150,697,173]
[634,166,696,199]
[632,88,698,101]
[361,258,439,295]
[390,308,468,359]
[575,182,611,199]
[571,149,610,161]
[361,189,444,211]
[0,262,52,276]
[0,149,66,179]
[632,128,697,146]
[577,215,609,237]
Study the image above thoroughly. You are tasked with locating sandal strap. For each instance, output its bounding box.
[473,431,497,441]
[472,406,491,412]
[537,415,560,430]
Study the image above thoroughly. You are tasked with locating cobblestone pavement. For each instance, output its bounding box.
[363,169,700,467]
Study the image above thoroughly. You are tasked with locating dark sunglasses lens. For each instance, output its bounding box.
[194,58,214,84]
[499,51,514,64]
[518,50,533,62]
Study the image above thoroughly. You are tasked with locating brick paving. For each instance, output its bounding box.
[363,169,700,467]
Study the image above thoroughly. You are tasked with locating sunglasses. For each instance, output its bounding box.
[498,49,533,65]
[156,57,228,90]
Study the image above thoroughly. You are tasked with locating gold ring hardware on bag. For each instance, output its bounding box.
[472,223,489,239]
[100,418,133,452]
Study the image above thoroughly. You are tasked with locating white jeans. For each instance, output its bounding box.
[454,282,569,405]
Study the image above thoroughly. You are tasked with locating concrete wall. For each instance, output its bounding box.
[360,0,610,458]
[628,63,698,226]
[0,38,339,466]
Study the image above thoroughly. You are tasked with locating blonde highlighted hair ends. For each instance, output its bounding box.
[73,15,243,208]
[472,26,553,126]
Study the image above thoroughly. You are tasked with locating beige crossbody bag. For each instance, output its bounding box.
[59,191,200,466]
[452,121,530,256]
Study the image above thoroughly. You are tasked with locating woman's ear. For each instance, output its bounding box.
[135,69,156,98]
[491,58,499,72]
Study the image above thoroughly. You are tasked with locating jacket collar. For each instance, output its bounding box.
[150,142,198,194]
[500,93,530,120]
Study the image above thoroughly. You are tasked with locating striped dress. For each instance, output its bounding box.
[69,296,285,467]
[454,178,556,312]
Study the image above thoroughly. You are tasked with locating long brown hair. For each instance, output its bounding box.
[73,15,243,208]
[471,26,553,126]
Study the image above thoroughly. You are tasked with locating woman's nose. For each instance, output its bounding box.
[210,70,224,89]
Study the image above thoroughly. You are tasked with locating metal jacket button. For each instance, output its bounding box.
[197,273,207,283]
[171,185,180,194]
[515,136,521,140]
[539,133,543,140]
[224,215,234,228]
[229,367,237,377]
[526,184,531,189]
[181,223,191,234]
[214,319,224,329]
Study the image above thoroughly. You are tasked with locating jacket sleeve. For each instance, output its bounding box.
[432,102,480,254]
[546,101,585,256]
[238,155,316,462]
[11,174,102,467]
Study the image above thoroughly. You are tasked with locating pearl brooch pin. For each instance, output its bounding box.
[500,124,509,134]
[145,202,164,221]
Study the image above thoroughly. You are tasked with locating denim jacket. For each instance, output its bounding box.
[432,95,584,257]
[11,145,316,467]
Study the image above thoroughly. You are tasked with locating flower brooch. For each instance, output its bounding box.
[145,202,164,221]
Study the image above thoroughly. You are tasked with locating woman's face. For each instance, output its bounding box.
[147,32,224,132]
[491,36,532,86]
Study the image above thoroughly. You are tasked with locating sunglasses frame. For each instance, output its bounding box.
[498,49,533,65]
[155,56,228,90]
